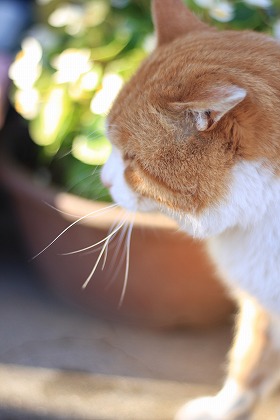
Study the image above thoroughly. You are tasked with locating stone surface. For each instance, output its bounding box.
[0,262,279,419]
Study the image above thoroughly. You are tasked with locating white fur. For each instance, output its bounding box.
[103,147,280,418]
[103,152,280,315]
[205,162,280,315]
[101,146,138,211]
[101,146,157,212]
[175,378,255,420]
[168,161,279,239]
[160,161,280,314]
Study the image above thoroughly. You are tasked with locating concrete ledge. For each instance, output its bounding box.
[0,364,279,420]
[0,363,216,420]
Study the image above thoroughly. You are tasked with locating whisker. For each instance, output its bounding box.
[57,130,102,160]
[30,203,117,261]
[94,191,112,201]
[86,129,101,139]
[101,211,127,270]
[104,222,130,291]
[76,237,119,257]
[43,201,84,218]
[61,218,127,255]
[43,200,114,221]
[81,213,127,288]
[66,170,103,194]
[91,165,102,176]
[91,191,111,201]
[82,236,111,289]
[56,148,72,159]
[118,216,135,308]
[106,221,129,277]
[101,241,109,271]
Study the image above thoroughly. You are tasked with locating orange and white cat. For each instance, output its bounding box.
[101,0,280,418]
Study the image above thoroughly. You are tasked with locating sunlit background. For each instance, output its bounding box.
[8,0,280,200]
[1,3,280,417]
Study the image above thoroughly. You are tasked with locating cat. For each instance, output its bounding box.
[101,0,280,419]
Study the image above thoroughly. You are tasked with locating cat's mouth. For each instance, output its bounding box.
[109,184,157,214]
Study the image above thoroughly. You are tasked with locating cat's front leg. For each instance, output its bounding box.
[175,296,280,420]
[175,380,254,420]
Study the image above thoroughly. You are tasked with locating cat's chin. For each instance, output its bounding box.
[109,185,158,214]
[174,217,216,240]
[159,207,229,240]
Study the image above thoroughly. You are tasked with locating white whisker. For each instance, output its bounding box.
[102,241,109,271]
[42,200,112,219]
[43,201,83,218]
[30,203,117,261]
[86,129,100,139]
[104,222,130,290]
[91,165,102,176]
[106,219,129,272]
[82,214,128,288]
[57,130,101,160]
[118,216,135,308]
[62,218,127,255]
[56,148,72,159]
[66,167,103,194]
[78,237,119,257]
[82,237,110,289]
[101,211,127,270]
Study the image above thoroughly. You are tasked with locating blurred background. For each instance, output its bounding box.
[4,0,280,199]
[0,1,280,419]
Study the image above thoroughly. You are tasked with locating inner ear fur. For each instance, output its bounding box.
[152,0,210,46]
[171,85,247,131]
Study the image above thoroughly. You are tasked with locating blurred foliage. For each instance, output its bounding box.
[9,0,280,200]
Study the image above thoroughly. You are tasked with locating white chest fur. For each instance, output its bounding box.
[167,160,280,314]
[205,162,280,315]
[103,146,280,314]
[208,216,280,314]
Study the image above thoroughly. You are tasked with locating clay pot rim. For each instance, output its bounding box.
[0,158,234,328]
[0,159,178,231]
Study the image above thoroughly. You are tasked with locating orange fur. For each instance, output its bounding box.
[107,9,280,215]
[230,296,280,392]
[105,2,280,418]
[152,0,210,45]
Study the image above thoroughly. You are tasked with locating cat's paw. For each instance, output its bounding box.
[175,396,228,420]
[174,395,252,420]
[175,380,255,420]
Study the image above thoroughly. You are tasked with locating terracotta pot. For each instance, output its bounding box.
[0,160,234,328]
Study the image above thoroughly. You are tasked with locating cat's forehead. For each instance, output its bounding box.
[107,27,279,154]
[108,29,274,115]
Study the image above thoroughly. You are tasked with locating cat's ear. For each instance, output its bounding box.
[152,0,209,46]
[172,85,247,131]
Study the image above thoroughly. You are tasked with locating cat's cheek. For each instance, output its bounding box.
[104,167,139,211]
[101,146,138,211]
[101,146,157,212]
[109,183,158,213]
[167,161,277,239]
[109,184,138,211]
[101,146,123,189]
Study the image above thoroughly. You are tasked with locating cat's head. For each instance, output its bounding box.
[102,0,280,238]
